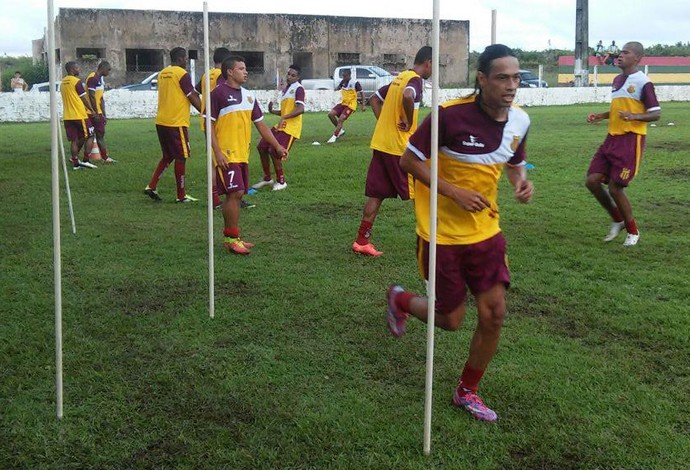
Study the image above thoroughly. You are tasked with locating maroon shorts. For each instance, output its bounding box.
[64,119,93,142]
[364,150,410,200]
[156,124,191,160]
[216,162,249,196]
[331,103,354,120]
[257,128,295,158]
[417,233,510,315]
[588,133,645,187]
[90,114,106,135]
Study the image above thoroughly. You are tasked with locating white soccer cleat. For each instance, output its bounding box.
[623,232,640,246]
[326,135,337,144]
[337,129,345,137]
[251,178,274,190]
[603,221,625,242]
[272,182,287,191]
[79,160,98,169]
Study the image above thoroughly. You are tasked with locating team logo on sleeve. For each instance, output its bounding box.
[247,96,254,104]
[627,85,636,94]
[511,135,522,152]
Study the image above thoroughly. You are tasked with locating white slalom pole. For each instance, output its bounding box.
[57,124,76,235]
[203,2,215,319]
[423,0,441,455]
[47,0,63,419]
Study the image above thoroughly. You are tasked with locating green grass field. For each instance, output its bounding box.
[1,102,689,468]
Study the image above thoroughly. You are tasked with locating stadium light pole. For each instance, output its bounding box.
[423,0,441,456]
[47,0,64,419]
[203,1,215,319]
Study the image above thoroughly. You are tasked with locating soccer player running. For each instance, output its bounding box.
[585,41,660,246]
[60,61,97,170]
[326,68,366,143]
[86,61,116,164]
[352,46,432,257]
[387,44,534,422]
[209,56,288,255]
[252,65,305,192]
[196,47,231,209]
[144,47,202,203]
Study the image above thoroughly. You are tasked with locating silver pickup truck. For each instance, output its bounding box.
[301,65,395,95]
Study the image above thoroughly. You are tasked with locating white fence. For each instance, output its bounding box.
[2,86,690,123]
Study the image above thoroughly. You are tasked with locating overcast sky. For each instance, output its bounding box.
[2,0,689,57]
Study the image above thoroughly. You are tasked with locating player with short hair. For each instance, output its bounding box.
[388,44,534,422]
[60,61,97,170]
[352,46,432,257]
[209,55,288,254]
[86,61,116,163]
[196,46,231,208]
[585,41,660,246]
[252,65,305,192]
[144,47,202,203]
[326,68,365,143]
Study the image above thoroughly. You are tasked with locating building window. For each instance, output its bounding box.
[292,52,313,79]
[188,50,198,60]
[126,48,164,72]
[234,51,264,73]
[337,53,360,65]
[76,48,105,60]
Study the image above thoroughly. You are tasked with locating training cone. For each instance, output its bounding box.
[89,138,102,161]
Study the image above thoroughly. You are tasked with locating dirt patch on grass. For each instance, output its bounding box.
[107,279,202,316]
[652,167,690,180]
[647,141,690,152]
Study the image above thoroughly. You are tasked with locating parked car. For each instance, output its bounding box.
[29,82,61,92]
[119,72,159,91]
[519,69,548,88]
[302,65,395,96]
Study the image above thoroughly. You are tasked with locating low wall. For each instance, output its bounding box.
[2,86,690,123]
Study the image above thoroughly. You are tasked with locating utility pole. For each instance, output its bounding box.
[491,10,497,45]
[574,0,589,86]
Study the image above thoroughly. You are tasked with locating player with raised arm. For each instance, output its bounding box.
[585,41,660,246]
[252,65,305,192]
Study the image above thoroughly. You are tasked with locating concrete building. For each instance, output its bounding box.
[34,8,469,88]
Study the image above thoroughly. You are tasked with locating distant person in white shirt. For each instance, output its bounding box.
[11,71,28,92]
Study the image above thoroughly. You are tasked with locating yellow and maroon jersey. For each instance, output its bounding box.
[370,70,424,156]
[276,82,305,139]
[86,72,105,116]
[155,65,196,128]
[60,75,88,120]
[199,67,222,130]
[209,82,263,164]
[337,78,362,111]
[608,71,660,136]
[407,95,531,245]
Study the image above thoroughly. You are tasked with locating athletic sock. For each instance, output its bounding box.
[149,157,172,190]
[276,169,285,184]
[625,218,639,235]
[611,207,624,223]
[356,220,373,246]
[174,160,186,200]
[224,227,239,239]
[394,290,416,313]
[457,362,486,395]
[261,158,271,181]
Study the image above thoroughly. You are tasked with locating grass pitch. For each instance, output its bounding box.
[1,102,689,468]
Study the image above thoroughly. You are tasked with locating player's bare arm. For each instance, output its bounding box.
[369,94,383,119]
[587,111,610,123]
[506,164,534,203]
[210,121,229,170]
[80,95,95,115]
[398,88,415,131]
[400,149,490,212]
[187,91,202,112]
[255,120,288,160]
[618,109,661,122]
[360,91,367,111]
[88,90,100,122]
[268,101,280,116]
